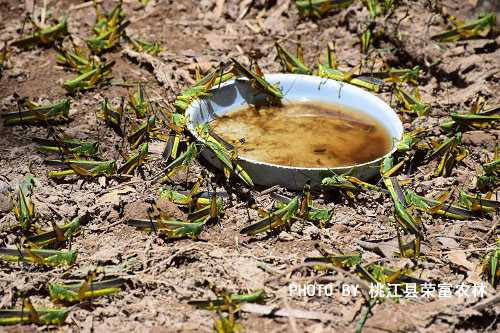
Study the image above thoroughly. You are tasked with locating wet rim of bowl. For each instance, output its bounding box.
[185,73,403,172]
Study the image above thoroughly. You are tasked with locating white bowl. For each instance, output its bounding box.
[185,74,403,190]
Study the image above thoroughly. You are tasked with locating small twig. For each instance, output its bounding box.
[482,221,499,242]
[428,247,495,255]
[260,185,280,196]
[281,289,299,333]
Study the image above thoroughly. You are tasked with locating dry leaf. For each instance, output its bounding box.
[98,186,136,205]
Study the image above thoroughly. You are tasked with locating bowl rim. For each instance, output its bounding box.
[185,73,403,172]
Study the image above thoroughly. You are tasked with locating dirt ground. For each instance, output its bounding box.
[0,0,499,332]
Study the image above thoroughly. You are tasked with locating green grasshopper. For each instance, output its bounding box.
[44,159,117,178]
[128,115,167,149]
[0,248,78,267]
[98,97,125,135]
[476,175,500,193]
[431,12,496,42]
[481,241,499,287]
[127,83,152,118]
[295,0,354,19]
[187,195,224,224]
[361,0,399,19]
[428,132,467,177]
[231,57,283,99]
[160,108,185,160]
[275,38,312,75]
[33,129,99,157]
[117,143,149,175]
[10,173,39,232]
[317,42,383,91]
[49,278,127,303]
[174,61,234,112]
[153,142,199,183]
[127,36,162,56]
[188,282,265,310]
[396,124,436,153]
[53,42,93,74]
[128,219,205,240]
[365,263,426,286]
[440,93,499,134]
[240,196,299,235]
[383,177,422,257]
[2,94,70,125]
[322,173,389,198]
[49,266,126,303]
[11,18,68,49]
[458,191,500,212]
[305,243,361,270]
[394,86,430,116]
[368,58,420,85]
[86,0,128,54]
[200,130,254,187]
[0,297,70,325]
[62,62,115,94]
[26,217,80,247]
[406,189,481,219]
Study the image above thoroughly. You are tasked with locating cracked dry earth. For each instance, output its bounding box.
[0,0,499,332]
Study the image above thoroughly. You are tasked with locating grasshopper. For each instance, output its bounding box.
[305,243,361,270]
[383,177,422,257]
[187,195,224,224]
[406,189,481,219]
[86,0,128,54]
[127,83,152,118]
[396,124,436,153]
[49,266,126,303]
[322,173,389,198]
[458,191,500,212]
[126,36,162,56]
[189,281,258,332]
[275,38,312,75]
[99,97,125,135]
[394,86,430,116]
[368,58,420,85]
[10,173,40,232]
[11,18,68,49]
[317,42,383,91]
[295,0,354,19]
[428,132,467,177]
[188,282,265,310]
[0,248,78,267]
[128,115,167,149]
[2,94,70,125]
[33,128,99,157]
[117,143,149,175]
[174,61,234,112]
[53,42,93,74]
[201,138,254,187]
[481,241,499,287]
[26,217,80,247]
[44,159,117,178]
[431,12,496,42]
[365,263,426,286]
[128,219,205,240]
[231,57,283,99]
[154,142,199,183]
[240,196,299,235]
[476,175,500,193]
[62,62,115,94]
[0,297,70,325]
[160,108,185,160]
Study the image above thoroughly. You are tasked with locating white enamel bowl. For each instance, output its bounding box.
[185,74,403,190]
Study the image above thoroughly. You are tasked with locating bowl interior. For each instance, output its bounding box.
[186,74,403,171]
